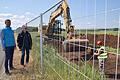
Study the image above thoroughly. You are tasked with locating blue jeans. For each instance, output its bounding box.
[5,46,14,72]
[21,48,30,65]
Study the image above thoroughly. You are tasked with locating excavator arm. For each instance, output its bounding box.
[46,0,72,34]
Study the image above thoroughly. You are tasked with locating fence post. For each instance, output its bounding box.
[40,13,43,74]
[115,15,120,80]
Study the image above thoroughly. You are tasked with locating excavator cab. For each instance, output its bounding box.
[45,20,65,41]
[52,20,62,34]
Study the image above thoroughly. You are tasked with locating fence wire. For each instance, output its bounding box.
[24,0,120,80]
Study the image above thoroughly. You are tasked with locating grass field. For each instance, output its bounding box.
[76,30,118,36]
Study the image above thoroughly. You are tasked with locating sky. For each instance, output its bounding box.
[0,0,120,30]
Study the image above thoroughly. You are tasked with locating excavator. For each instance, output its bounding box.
[42,0,72,40]
[42,0,89,52]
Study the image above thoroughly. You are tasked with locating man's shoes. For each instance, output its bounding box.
[20,65,25,69]
[25,63,29,67]
[5,71,11,75]
[10,67,16,70]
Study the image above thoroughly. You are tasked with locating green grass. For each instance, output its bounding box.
[75,29,119,36]
[31,32,104,80]
[31,32,42,79]
[43,44,103,80]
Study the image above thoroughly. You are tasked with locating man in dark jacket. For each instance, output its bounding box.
[17,25,32,68]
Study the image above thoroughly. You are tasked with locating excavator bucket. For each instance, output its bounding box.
[63,39,89,52]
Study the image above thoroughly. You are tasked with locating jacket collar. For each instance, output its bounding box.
[22,31,28,34]
[6,26,11,29]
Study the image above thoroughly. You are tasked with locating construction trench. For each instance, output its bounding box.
[44,34,120,79]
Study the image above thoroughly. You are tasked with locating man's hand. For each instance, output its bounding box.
[19,49,22,51]
[3,48,5,51]
[14,46,16,49]
[14,45,17,49]
[17,47,21,51]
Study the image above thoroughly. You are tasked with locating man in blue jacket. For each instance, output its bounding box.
[1,19,16,75]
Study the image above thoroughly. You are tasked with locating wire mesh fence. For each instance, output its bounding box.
[24,0,120,80]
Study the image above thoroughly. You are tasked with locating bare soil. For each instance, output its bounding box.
[0,49,35,80]
[87,34,120,48]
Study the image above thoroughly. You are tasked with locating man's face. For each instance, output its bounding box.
[5,20,11,26]
[22,27,27,32]
[70,27,74,32]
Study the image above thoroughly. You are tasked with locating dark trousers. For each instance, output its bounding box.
[5,46,14,72]
[21,48,30,65]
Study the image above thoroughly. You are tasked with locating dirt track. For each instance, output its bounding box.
[0,48,34,80]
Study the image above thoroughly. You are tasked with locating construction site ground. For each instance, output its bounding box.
[0,48,35,80]
[46,37,120,80]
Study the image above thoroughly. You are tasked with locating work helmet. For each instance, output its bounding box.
[97,41,103,45]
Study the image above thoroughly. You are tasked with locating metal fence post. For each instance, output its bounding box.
[40,13,43,74]
[115,15,120,80]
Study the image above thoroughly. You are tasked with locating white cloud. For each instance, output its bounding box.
[0,12,36,29]
[0,21,4,24]
[0,13,13,17]
[19,15,25,19]
[11,15,18,19]
[10,15,25,19]
[4,6,9,9]
[0,18,4,21]
[25,12,31,15]
[25,12,34,16]
[26,18,30,21]
[0,18,5,24]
